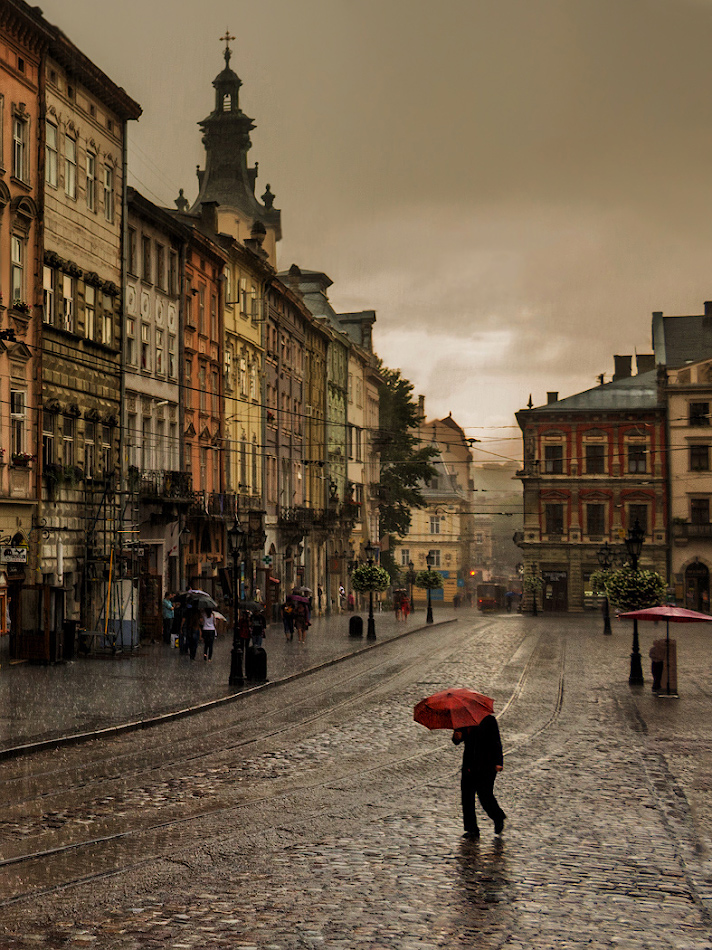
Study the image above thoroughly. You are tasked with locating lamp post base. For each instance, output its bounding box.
[603,599,612,635]
[229,644,244,686]
[629,652,644,686]
[367,616,376,639]
[426,605,433,624]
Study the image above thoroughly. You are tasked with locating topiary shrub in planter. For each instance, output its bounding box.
[351,563,391,593]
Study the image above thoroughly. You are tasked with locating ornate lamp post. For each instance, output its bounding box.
[228,515,245,686]
[425,552,435,624]
[625,519,646,686]
[596,542,613,636]
[407,560,415,611]
[365,539,378,639]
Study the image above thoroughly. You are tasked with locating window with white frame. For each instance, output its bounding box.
[198,286,205,334]
[62,416,74,465]
[142,417,152,471]
[250,285,258,320]
[12,115,27,181]
[199,365,207,412]
[168,334,176,378]
[127,412,138,467]
[11,235,24,304]
[141,323,150,369]
[240,277,247,315]
[224,349,232,389]
[86,152,96,211]
[156,419,165,470]
[103,164,114,222]
[43,267,55,323]
[400,549,410,567]
[250,363,257,399]
[102,298,112,346]
[211,294,217,339]
[62,274,74,332]
[42,414,55,467]
[126,317,136,365]
[430,515,441,534]
[240,358,247,396]
[10,390,25,456]
[84,421,95,476]
[64,135,76,198]
[212,369,219,414]
[45,121,58,186]
[427,548,441,568]
[155,329,164,375]
[84,284,96,340]
[169,422,177,469]
[102,426,113,476]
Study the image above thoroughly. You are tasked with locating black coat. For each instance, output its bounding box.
[457,716,503,773]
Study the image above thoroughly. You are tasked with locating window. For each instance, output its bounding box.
[627,443,647,474]
[11,236,24,304]
[142,417,152,471]
[155,329,164,375]
[42,414,55,467]
[225,350,232,389]
[544,444,564,474]
[169,252,178,295]
[400,549,410,567]
[240,278,247,314]
[199,365,206,412]
[430,515,441,534]
[198,286,205,334]
[84,421,95,477]
[240,358,247,396]
[64,135,76,198]
[102,299,112,347]
[156,419,165,470]
[45,122,58,186]
[141,323,150,370]
[126,317,136,365]
[169,423,177,469]
[628,504,648,535]
[200,446,208,486]
[86,152,96,211]
[128,228,137,274]
[168,334,176,378]
[250,363,257,400]
[211,294,217,339]
[62,275,74,332]
[142,236,152,282]
[690,444,710,472]
[212,370,219,414]
[12,115,27,181]
[691,498,710,525]
[43,267,55,324]
[250,285,258,320]
[252,437,258,492]
[102,424,112,475]
[103,164,114,222]
[586,504,605,537]
[690,402,710,427]
[185,441,192,475]
[10,390,25,455]
[85,284,96,340]
[62,417,74,465]
[585,443,605,475]
[427,549,441,568]
[156,244,165,290]
[545,503,564,536]
[185,358,193,408]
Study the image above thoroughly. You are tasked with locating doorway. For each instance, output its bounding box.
[542,570,568,611]
[685,562,710,613]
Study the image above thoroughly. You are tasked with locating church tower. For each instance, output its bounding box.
[192,32,281,263]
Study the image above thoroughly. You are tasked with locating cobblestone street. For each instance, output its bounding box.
[2,611,712,948]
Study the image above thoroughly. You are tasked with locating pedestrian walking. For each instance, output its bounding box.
[295,600,310,642]
[201,608,216,661]
[402,597,411,621]
[172,600,186,652]
[317,584,323,615]
[394,596,402,621]
[162,594,174,644]
[348,591,355,612]
[452,715,506,839]
[250,608,267,648]
[185,607,201,661]
[281,598,295,641]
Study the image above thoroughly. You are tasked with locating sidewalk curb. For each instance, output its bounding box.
[0,618,457,762]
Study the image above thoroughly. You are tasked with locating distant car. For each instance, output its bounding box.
[476,583,506,611]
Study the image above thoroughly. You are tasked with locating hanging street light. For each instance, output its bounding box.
[624,519,646,686]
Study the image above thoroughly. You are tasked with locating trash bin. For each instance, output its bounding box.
[349,615,363,638]
[62,619,78,660]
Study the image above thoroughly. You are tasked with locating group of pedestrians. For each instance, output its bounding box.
[281,596,311,642]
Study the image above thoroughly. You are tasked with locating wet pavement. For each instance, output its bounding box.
[3,611,712,948]
[0,605,456,754]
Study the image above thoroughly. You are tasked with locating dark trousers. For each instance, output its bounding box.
[163,618,172,643]
[188,630,200,660]
[461,768,506,833]
[202,631,215,659]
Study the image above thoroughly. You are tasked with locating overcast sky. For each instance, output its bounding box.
[39,0,712,463]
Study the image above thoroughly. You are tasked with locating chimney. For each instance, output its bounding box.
[705,302,712,316]
[200,200,219,233]
[636,354,656,374]
[613,355,632,381]
[547,392,558,404]
[418,395,425,420]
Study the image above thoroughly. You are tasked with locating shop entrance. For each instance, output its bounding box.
[542,570,568,611]
[685,562,710,613]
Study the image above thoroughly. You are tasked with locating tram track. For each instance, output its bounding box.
[0,620,567,912]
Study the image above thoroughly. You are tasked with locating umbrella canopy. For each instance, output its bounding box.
[292,586,312,597]
[290,593,310,605]
[237,600,264,613]
[176,590,217,610]
[619,605,712,624]
[414,688,495,731]
[213,611,228,622]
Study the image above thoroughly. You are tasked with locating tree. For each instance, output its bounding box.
[351,564,391,593]
[603,567,666,612]
[373,365,438,538]
[414,569,443,591]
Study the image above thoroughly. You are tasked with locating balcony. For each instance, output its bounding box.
[138,469,193,502]
[673,521,712,541]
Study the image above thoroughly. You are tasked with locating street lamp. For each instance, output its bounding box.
[624,519,646,686]
[596,542,613,636]
[365,539,378,640]
[425,552,434,624]
[407,560,415,612]
[227,515,246,686]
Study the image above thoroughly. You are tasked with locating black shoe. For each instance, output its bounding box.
[494,818,505,835]
[462,831,480,840]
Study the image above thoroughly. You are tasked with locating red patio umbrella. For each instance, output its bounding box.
[414,688,494,731]
[618,605,712,696]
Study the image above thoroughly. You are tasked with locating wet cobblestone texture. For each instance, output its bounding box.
[2,613,712,948]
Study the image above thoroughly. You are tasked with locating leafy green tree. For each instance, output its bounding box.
[415,569,443,590]
[373,364,438,538]
[351,564,391,593]
[603,567,666,612]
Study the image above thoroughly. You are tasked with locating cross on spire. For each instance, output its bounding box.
[220,29,235,65]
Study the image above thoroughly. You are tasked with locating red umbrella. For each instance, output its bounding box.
[414,688,494,731]
[619,604,712,696]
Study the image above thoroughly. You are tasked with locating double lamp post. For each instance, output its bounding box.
[597,519,646,686]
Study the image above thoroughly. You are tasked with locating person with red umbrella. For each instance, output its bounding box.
[414,688,507,839]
